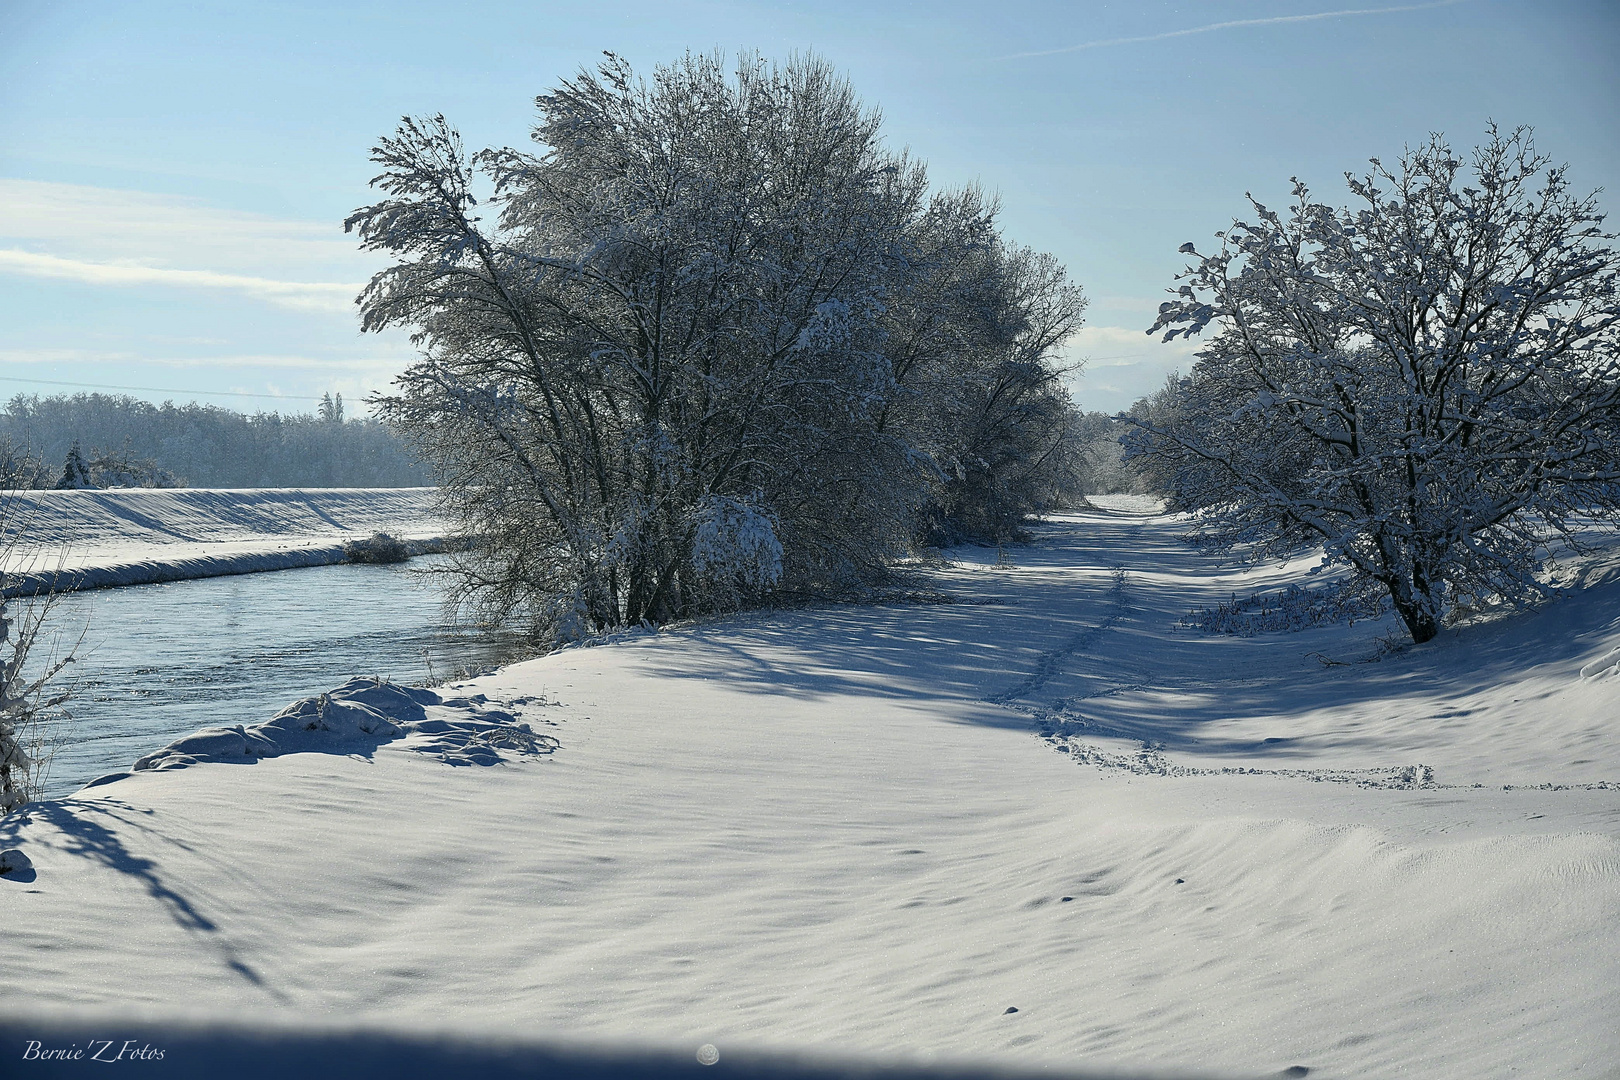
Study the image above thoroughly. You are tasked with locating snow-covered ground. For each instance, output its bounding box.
[1,488,441,592]
[2,500,1617,1078]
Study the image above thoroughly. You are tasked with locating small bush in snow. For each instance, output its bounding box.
[0,437,50,491]
[87,444,183,489]
[1182,581,1386,636]
[1,493,77,814]
[344,532,411,564]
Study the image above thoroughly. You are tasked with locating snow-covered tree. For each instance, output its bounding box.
[1130,127,1620,642]
[349,52,1084,637]
[886,214,1088,543]
[55,441,92,490]
[1068,411,1147,496]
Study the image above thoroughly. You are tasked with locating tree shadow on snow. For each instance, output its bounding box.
[644,512,1620,765]
[0,798,287,999]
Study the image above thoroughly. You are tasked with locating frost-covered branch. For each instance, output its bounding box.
[1132,127,1620,643]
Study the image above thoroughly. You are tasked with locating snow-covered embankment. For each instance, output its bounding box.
[1,487,443,594]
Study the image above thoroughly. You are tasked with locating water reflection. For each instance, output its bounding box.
[39,556,528,798]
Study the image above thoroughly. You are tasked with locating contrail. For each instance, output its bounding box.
[990,0,1472,61]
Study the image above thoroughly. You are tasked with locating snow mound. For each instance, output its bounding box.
[407,708,555,766]
[0,848,33,880]
[1578,647,1620,679]
[126,677,555,775]
[326,676,438,724]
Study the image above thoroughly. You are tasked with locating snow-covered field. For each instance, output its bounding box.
[0,488,441,592]
[2,499,1617,1078]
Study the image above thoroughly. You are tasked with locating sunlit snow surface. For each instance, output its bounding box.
[1,487,440,590]
[2,503,1617,1079]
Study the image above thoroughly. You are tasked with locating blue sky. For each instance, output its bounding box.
[1,0,1616,416]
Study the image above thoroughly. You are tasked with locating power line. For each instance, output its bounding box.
[0,373,329,402]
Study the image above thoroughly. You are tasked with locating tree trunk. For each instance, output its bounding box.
[1387,577,1441,644]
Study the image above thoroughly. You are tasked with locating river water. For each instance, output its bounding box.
[33,557,528,800]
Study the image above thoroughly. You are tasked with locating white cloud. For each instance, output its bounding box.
[1062,324,1199,412]
[0,249,358,313]
[0,178,381,313]
[0,178,363,270]
[1067,324,1197,369]
[0,180,414,413]
[0,348,138,365]
[142,335,231,346]
[1090,295,1172,315]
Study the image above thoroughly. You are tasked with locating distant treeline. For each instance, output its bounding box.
[0,393,430,488]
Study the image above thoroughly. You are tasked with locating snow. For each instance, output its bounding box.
[115,676,553,777]
[1,502,1616,1078]
[690,495,784,590]
[1,488,441,592]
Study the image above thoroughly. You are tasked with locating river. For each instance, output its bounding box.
[32,557,528,799]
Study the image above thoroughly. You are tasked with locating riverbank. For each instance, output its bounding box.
[2,502,1616,1078]
[30,554,523,799]
[1,487,443,593]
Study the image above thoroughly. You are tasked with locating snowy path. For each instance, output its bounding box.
[2,503,1617,1078]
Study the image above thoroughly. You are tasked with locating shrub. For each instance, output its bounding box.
[344,533,411,564]
[1181,580,1387,636]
